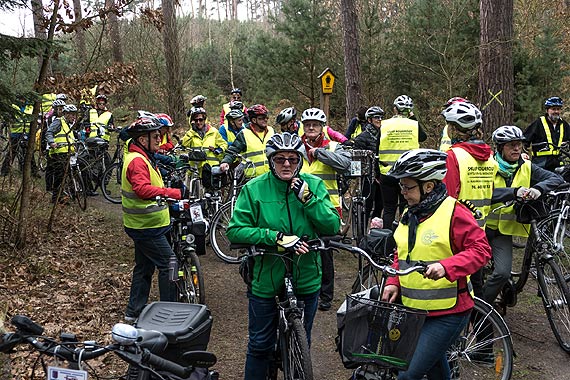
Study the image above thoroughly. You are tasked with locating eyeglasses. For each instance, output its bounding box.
[193,118,205,122]
[372,116,382,120]
[399,183,419,192]
[273,156,300,165]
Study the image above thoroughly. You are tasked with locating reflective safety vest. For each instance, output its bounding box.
[298,122,332,140]
[301,141,340,208]
[89,109,113,141]
[439,125,452,152]
[41,93,56,113]
[394,196,473,310]
[451,147,497,228]
[121,152,170,229]
[180,125,228,170]
[487,160,531,237]
[10,104,33,134]
[50,118,75,155]
[242,127,275,177]
[378,117,420,175]
[535,116,563,157]
[350,123,363,140]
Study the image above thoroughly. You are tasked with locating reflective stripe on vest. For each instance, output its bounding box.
[394,197,472,310]
[242,127,275,177]
[535,116,563,157]
[439,125,452,152]
[121,152,170,229]
[452,147,497,228]
[181,126,226,170]
[487,160,531,237]
[378,117,420,174]
[50,118,75,155]
[89,109,112,141]
[301,141,340,208]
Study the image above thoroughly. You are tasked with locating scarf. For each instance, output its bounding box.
[192,124,207,139]
[400,182,448,257]
[495,151,518,180]
[301,133,326,163]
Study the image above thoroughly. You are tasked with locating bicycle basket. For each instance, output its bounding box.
[337,295,427,370]
[347,150,375,177]
[514,198,551,224]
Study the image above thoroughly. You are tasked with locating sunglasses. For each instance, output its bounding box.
[193,118,205,122]
[273,156,300,165]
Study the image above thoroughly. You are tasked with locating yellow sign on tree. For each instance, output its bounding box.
[319,68,335,94]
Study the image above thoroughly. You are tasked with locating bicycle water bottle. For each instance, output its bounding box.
[168,255,178,282]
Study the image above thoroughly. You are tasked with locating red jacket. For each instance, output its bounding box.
[443,141,494,198]
[387,201,491,317]
[126,143,182,200]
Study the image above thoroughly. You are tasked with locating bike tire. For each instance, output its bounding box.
[536,258,570,352]
[210,202,242,264]
[101,162,122,204]
[447,297,513,380]
[513,233,534,292]
[177,249,206,305]
[68,166,87,210]
[354,201,366,246]
[281,316,313,380]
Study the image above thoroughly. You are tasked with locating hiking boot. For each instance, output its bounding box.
[318,301,332,311]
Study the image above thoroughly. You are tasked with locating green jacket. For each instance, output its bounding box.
[227,171,341,298]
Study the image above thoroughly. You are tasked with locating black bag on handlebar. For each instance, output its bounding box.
[358,228,395,261]
[187,150,207,162]
[514,198,550,224]
[239,255,255,289]
[201,163,229,190]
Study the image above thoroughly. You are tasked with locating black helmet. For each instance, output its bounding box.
[544,96,563,109]
[266,132,303,179]
[230,88,242,95]
[276,107,297,125]
[127,117,161,138]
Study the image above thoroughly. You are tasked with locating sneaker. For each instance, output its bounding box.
[318,301,332,311]
[124,315,138,324]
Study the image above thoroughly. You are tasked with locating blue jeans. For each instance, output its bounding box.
[244,290,319,380]
[398,312,471,380]
[125,234,177,317]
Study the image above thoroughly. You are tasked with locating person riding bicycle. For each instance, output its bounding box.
[441,101,497,229]
[45,104,78,204]
[524,96,570,172]
[122,116,186,323]
[220,104,275,178]
[220,88,247,127]
[181,107,228,171]
[226,132,341,380]
[299,107,350,312]
[278,106,347,143]
[219,109,245,145]
[87,94,115,142]
[484,125,563,311]
[383,148,491,379]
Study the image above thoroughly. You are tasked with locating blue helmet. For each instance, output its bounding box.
[544,96,563,109]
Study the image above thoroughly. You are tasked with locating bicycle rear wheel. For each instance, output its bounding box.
[67,166,87,210]
[101,162,122,204]
[537,258,570,352]
[210,201,242,264]
[177,249,205,304]
[447,297,513,380]
[281,316,313,380]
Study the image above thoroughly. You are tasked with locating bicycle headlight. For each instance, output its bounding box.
[111,323,138,345]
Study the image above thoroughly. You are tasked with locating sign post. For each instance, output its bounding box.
[318,68,335,122]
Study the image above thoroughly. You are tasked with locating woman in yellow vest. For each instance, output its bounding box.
[383,149,491,379]
[485,126,563,311]
[122,116,187,322]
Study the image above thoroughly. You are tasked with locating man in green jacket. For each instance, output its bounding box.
[227,132,340,380]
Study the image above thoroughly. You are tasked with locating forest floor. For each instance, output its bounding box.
[0,192,568,379]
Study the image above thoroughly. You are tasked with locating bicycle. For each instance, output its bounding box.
[50,146,88,210]
[100,128,126,203]
[0,305,218,379]
[311,236,514,380]
[231,242,314,380]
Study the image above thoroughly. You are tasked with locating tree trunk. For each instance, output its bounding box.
[232,0,238,20]
[72,0,87,66]
[105,0,124,63]
[31,0,46,39]
[162,0,186,126]
[478,0,514,138]
[340,0,362,126]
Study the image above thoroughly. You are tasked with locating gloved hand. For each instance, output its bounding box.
[515,187,529,199]
[213,147,223,155]
[525,188,541,200]
[291,178,314,204]
[276,232,308,254]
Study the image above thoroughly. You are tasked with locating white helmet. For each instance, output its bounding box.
[394,95,414,111]
[56,93,68,101]
[492,125,525,145]
[387,149,448,181]
[52,99,66,108]
[62,104,78,113]
[442,102,482,131]
[301,108,326,124]
[276,107,297,125]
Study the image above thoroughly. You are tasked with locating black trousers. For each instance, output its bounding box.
[320,249,334,302]
[381,174,405,231]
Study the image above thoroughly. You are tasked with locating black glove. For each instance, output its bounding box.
[291,179,314,204]
[276,232,303,251]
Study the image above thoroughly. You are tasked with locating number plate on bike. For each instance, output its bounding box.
[190,204,204,223]
[48,366,88,380]
[70,155,77,165]
[350,161,362,176]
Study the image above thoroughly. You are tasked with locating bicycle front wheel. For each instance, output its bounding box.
[177,249,205,304]
[447,297,513,380]
[101,162,122,204]
[210,202,242,264]
[537,258,570,352]
[67,166,87,210]
[281,316,313,380]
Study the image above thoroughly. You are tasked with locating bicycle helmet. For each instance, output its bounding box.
[155,113,174,127]
[446,97,469,106]
[56,93,68,101]
[492,125,525,145]
[190,94,207,105]
[266,132,304,178]
[95,94,107,103]
[189,107,207,120]
[127,117,161,138]
[393,95,414,111]
[225,109,244,121]
[247,104,269,120]
[442,102,482,131]
[301,108,327,124]
[52,99,66,108]
[62,104,78,113]
[229,100,244,110]
[387,149,448,181]
[365,106,385,120]
[276,107,297,125]
[230,88,242,95]
[544,96,563,108]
